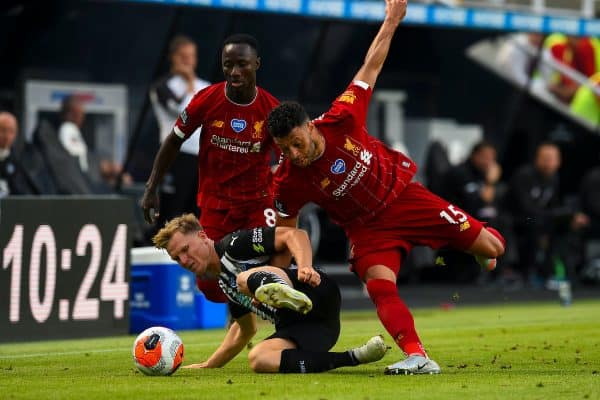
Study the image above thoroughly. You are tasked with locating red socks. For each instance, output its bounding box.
[366,279,426,357]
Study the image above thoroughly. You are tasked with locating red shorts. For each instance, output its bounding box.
[347,182,483,280]
[199,196,276,241]
[196,196,275,303]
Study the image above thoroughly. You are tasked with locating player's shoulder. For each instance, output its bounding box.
[257,86,280,105]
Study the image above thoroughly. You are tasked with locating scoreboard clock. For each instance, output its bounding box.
[0,197,133,342]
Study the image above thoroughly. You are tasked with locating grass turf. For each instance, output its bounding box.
[1,299,599,400]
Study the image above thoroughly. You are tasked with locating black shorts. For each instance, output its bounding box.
[265,269,341,351]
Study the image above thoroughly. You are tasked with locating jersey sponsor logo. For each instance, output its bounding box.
[252,120,264,139]
[332,161,369,197]
[211,120,224,128]
[360,149,373,166]
[344,137,361,156]
[337,90,357,104]
[231,119,247,133]
[252,227,264,244]
[330,159,346,174]
[179,109,189,125]
[211,134,253,153]
[320,177,331,189]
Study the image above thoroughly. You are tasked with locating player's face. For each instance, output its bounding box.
[167,230,211,276]
[222,44,259,92]
[274,121,321,167]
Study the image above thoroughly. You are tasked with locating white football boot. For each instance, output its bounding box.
[351,335,389,364]
[384,355,441,375]
[255,283,313,314]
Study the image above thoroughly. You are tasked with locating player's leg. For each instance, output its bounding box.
[237,267,312,314]
[248,334,387,373]
[466,226,506,271]
[257,269,381,373]
[248,337,296,373]
[398,183,506,271]
[358,261,441,375]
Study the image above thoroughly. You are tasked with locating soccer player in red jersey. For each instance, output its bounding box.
[142,34,280,301]
[267,0,505,375]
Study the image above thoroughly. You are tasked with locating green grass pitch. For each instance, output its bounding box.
[1,300,599,400]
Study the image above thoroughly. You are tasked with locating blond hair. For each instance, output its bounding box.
[152,213,203,249]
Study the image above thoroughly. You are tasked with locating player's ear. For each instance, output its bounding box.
[255,56,261,70]
[197,230,208,239]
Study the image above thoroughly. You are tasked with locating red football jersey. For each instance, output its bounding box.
[174,82,279,209]
[272,81,417,227]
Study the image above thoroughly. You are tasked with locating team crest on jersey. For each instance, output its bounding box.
[211,120,224,128]
[337,90,356,104]
[343,137,361,156]
[231,119,247,133]
[179,110,188,125]
[330,159,346,174]
[252,120,264,139]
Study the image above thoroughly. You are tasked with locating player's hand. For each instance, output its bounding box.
[182,361,210,369]
[298,266,321,287]
[386,0,407,25]
[141,186,160,224]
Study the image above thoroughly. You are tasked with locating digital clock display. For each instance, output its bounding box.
[0,197,132,342]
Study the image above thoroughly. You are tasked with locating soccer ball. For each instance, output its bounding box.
[132,326,184,376]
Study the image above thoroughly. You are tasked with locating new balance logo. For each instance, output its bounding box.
[360,150,373,165]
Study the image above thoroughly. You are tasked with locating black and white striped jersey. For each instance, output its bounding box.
[214,226,280,323]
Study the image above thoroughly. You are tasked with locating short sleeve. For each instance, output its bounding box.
[315,81,372,128]
[173,88,208,139]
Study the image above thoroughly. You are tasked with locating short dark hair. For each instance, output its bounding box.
[222,33,259,55]
[267,102,309,138]
[168,35,196,59]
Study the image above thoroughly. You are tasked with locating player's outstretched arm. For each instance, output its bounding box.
[353,0,407,88]
[184,313,257,369]
[141,131,184,223]
[273,227,321,286]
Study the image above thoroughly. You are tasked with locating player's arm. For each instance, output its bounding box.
[268,216,296,269]
[141,131,184,223]
[272,225,321,287]
[185,313,257,368]
[353,0,407,88]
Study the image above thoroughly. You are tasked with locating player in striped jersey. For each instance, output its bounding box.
[152,213,388,373]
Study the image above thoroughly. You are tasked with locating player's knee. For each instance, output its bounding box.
[248,347,271,373]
